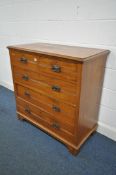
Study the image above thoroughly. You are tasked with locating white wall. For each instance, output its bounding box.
[0,0,116,141]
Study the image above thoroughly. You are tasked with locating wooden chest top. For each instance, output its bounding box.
[8,42,109,62]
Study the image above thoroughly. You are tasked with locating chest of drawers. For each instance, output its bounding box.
[8,43,109,155]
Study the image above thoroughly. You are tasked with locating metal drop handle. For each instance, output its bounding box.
[52,65,61,73]
[52,122,60,130]
[24,91,30,97]
[25,108,31,114]
[20,57,28,63]
[52,105,60,112]
[52,85,61,92]
[22,75,29,81]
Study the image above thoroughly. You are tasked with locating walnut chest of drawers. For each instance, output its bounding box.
[8,43,110,155]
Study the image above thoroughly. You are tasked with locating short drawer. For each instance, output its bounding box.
[13,67,79,105]
[17,98,75,135]
[37,55,80,82]
[10,50,38,71]
[10,50,81,82]
[16,84,77,125]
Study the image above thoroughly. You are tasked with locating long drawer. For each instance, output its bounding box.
[10,50,81,82]
[16,84,77,125]
[13,67,79,105]
[16,98,75,135]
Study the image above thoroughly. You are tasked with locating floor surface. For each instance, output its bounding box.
[0,86,116,175]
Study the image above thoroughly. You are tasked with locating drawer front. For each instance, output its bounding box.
[10,50,39,72]
[10,50,81,82]
[37,55,80,82]
[16,84,76,125]
[13,67,79,105]
[17,98,75,135]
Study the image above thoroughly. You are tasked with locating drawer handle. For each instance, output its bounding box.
[52,122,60,130]
[22,75,29,81]
[25,108,31,114]
[52,85,61,92]
[52,105,60,112]
[24,91,30,97]
[20,57,28,63]
[52,65,61,73]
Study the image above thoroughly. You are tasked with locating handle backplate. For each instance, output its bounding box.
[22,75,29,81]
[52,65,61,73]
[24,91,30,97]
[25,107,31,114]
[52,122,60,130]
[19,57,27,64]
[52,105,60,112]
[52,85,61,92]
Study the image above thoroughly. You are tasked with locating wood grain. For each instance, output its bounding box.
[16,84,77,125]
[8,42,110,61]
[8,42,110,155]
[10,50,81,83]
[13,66,79,105]
[17,97,75,135]
[76,53,108,146]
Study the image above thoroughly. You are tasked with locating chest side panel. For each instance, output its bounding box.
[76,53,107,147]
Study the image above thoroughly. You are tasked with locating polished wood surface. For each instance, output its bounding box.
[17,97,74,135]
[16,85,76,125]
[13,67,78,105]
[10,50,81,82]
[75,53,108,147]
[8,42,109,61]
[8,42,110,155]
